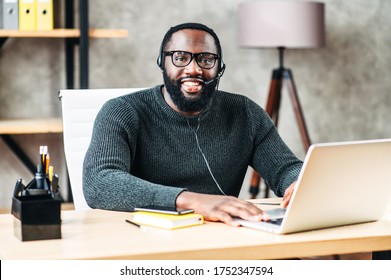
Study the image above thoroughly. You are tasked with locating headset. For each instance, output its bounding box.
[156,42,166,70]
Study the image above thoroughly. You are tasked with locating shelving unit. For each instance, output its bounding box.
[0,118,63,134]
[0,0,128,201]
[0,118,63,173]
[1,0,128,88]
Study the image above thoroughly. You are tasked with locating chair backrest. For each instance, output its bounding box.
[59,88,145,209]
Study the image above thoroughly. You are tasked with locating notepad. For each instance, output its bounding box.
[129,211,204,230]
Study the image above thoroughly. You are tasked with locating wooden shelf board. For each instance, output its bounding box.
[0,118,63,134]
[0,28,128,38]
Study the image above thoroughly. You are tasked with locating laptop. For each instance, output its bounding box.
[236,138,391,234]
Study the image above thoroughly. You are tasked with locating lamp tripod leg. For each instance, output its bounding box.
[284,69,311,151]
[249,69,283,199]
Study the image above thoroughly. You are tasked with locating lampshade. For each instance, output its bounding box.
[239,0,325,48]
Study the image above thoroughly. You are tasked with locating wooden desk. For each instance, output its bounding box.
[1,200,391,260]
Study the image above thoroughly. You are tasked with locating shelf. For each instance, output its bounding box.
[0,118,63,134]
[0,0,127,202]
[0,28,128,38]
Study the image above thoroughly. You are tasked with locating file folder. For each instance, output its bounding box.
[19,0,36,31]
[3,0,19,30]
[0,0,3,29]
[36,0,53,31]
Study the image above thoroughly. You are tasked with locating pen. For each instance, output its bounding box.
[40,146,45,174]
[48,165,54,182]
[40,145,48,174]
[125,219,140,228]
[45,153,50,174]
[51,174,59,194]
[35,164,45,189]
[43,146,48,174]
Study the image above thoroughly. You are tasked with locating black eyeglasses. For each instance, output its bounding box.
[164,51,219,70]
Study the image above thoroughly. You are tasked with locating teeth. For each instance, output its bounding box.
[183,81,200,86]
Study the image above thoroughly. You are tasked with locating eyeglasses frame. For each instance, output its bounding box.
[164,50,219,70]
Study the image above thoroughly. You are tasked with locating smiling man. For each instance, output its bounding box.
[83,23,303,226]
[160,26,221,115]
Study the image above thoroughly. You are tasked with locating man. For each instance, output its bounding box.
[83,22,302,226]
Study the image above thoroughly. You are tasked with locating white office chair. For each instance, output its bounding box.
[60,88,145,210]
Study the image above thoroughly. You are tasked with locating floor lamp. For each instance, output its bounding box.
[239,1,325,198]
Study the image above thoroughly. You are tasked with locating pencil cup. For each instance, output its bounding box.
[11,179,61,242]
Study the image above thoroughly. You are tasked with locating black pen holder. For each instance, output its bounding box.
[11,178,61,242]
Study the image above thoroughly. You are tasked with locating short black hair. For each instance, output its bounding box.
[158,22,223,70]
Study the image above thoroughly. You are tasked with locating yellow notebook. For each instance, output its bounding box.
[129,211,204,230]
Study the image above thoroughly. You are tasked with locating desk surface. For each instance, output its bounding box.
[1,199,391,260]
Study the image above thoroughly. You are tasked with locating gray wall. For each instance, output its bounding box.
[1,0,390,209]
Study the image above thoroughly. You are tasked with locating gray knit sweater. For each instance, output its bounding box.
[83,85,303,211]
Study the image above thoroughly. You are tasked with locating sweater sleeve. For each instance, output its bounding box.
[246,98,303,197]
[82,98,186,211]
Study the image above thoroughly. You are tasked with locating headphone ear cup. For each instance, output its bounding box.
[157,42,164,70]
[219,63,226,77]
[220,61,225,70]
[157,54,162,69]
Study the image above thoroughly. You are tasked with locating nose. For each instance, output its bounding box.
[184,58,202,75]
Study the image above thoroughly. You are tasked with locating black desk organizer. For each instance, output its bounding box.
[11,173,61,241]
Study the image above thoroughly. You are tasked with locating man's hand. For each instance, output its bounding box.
[176,192,269,227]
[280,182,297,208]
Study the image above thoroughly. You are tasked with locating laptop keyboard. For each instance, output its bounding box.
[268,218,283,226]
[265,208,286,219]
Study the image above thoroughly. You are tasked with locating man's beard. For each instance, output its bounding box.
[163,71,218,113]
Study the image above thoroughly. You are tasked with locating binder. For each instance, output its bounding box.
[36,0,53,31]
[19,0,36,31]
[0,0,3,29]
[3,0,19,30]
